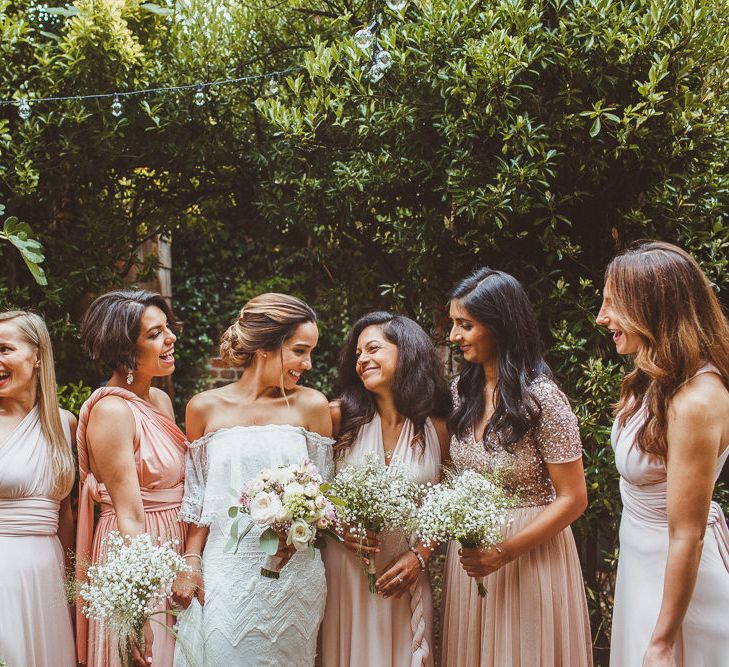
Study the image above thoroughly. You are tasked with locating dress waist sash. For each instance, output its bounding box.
[0,496,60,536]
[96,483,185,517]
[622,479,729,572]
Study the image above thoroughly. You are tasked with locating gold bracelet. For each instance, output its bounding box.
[183,552,202,562]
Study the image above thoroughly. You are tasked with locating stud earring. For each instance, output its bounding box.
[126,371,134,385]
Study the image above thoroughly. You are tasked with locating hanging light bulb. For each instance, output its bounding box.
[375,50,392,69]
[369,63,386,83]
[194,85,205,106]
[18,99,31,120]
[386,0,407,10]
[110,94,123,118]
[354,26,375,50]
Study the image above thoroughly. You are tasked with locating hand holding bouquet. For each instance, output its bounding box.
[417,469,513,597]
[228,458,339,579]
[77,531,189,666]
[330,456,423,593]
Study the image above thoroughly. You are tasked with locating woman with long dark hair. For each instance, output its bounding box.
[321,311,450,667]
[440,268,592,666]
[599,242,729,667]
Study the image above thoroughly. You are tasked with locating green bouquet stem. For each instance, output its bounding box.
[367,559,378,594]
[460,539,487,598]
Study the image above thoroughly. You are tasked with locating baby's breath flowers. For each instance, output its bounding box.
[76,531,189,665]
[330,455,423,593]
[416,469,514,597]
[228,458,339,579]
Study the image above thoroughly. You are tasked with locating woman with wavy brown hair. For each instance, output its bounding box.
[598,241,729,667]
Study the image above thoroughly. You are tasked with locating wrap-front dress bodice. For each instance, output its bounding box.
[0,405,76,667]
[610,365,729,666]
[75,386,187,667]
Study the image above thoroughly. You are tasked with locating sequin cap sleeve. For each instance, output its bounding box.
[532,378,582,464]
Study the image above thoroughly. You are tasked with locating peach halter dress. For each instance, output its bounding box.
[75,386,188,667]
[0,406,75,667]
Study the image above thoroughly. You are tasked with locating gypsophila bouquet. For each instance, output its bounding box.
[417,469,513,597]
[228,458,340,579]
[77,531,189,665]
[330,455,424,593]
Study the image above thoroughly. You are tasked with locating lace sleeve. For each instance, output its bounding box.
[179,437,211,526]
[305,431,336,483]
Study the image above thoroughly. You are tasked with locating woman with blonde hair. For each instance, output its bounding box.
[174,293,333,666]
[598,241,729,666]
[0,310,76,667]
[76,290,187,667]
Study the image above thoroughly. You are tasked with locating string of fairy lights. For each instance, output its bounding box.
[0,0,408,121]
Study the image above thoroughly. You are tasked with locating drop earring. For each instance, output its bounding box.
[126,370,134,385]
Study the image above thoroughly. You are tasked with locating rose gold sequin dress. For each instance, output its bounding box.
[440,377,593,667]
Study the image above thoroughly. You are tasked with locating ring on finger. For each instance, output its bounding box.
[396,573,403,583]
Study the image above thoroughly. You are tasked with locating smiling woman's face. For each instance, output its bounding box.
[448,299,497,365]
[0,319,38,399]
[132,305,178,378]
[596,282,641,356]
[355,324,399,394]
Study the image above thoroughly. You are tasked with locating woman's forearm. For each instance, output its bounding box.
[115,511,146,537]
[183,524,210,556]
[57,497,75,570]
[650,535,704,646]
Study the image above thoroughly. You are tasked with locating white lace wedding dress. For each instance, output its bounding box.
[173,424,334,667]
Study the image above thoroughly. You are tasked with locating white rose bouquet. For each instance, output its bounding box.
[416,469,514,597]
[228,458,339,579]
[77,531,189,665]
[329,456,423,593]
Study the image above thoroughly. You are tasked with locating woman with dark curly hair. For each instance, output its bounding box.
[440,268,592,667]
[321,311,451,667]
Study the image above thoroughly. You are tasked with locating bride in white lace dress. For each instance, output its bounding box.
[173,294,334,666]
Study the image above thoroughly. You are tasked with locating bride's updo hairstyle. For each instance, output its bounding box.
[219,293,317,367]
[608,241,729,459]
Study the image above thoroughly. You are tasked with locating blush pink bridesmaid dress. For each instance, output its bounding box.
[610,364,729,666]
[320,413,440,667]
[75,386,188,667]
[0,405,75,667]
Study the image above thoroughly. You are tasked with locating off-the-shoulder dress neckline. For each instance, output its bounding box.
[188,423,335,448]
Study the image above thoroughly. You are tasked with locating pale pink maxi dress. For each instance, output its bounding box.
[321,413,440,667]
[75,386,188,667]
[440,377,593,667]
[0,405,75,667]
[610,364,729,666]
